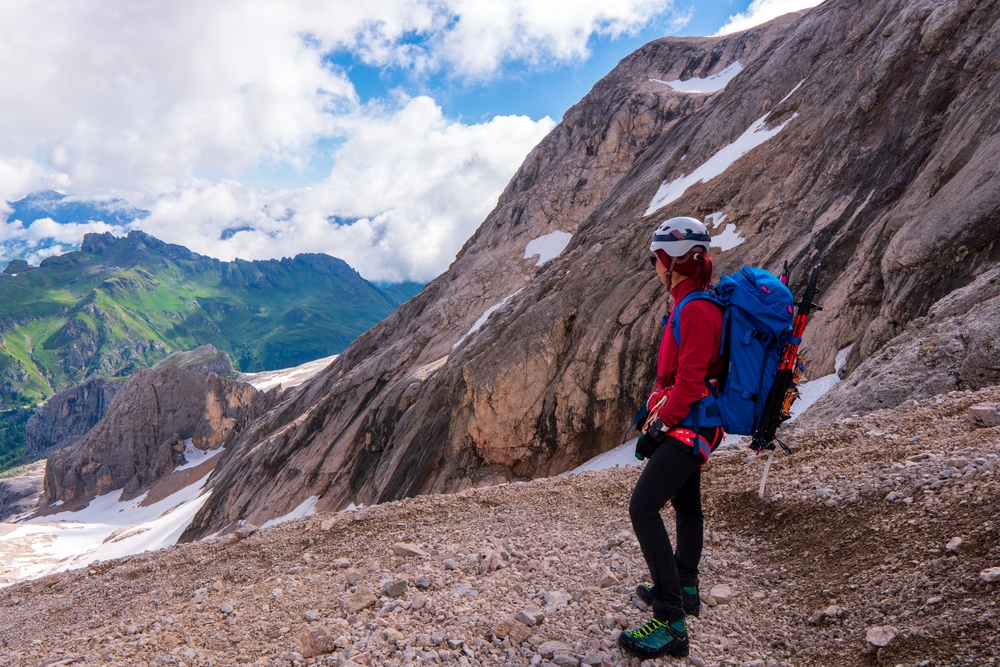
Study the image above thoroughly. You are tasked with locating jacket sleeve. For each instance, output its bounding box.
[657,300,722,428]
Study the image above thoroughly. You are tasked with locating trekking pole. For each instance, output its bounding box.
[758,449,775,500]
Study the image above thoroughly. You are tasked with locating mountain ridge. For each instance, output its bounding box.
[0,230,418,409]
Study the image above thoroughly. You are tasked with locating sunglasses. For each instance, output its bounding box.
[649,253,693,268]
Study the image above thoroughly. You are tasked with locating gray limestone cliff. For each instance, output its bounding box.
[24,345,236,464]
[23,377,124,463]
[43,366,277,504]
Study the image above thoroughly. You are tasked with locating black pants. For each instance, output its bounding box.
[628,437,709,622]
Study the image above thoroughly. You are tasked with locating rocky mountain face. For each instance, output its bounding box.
[811,264,1000,419]
[43,366,277,504]
[21,344,235,466]
[22,377,123,463]
[0,464,44,522]
[181,0,1000,537]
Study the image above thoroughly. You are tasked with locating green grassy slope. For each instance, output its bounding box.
[0,231,417,408]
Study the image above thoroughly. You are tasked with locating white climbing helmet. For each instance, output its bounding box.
[649,217,712,257]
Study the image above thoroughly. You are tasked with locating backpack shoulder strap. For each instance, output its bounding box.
[670,290,720,345]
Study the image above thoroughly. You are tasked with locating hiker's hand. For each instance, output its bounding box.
[635,422,666,460]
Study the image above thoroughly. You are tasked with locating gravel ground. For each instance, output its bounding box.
[1,387,998,667]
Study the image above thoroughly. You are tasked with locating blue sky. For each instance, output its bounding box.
[333,2,753,124]
[0,0,820,281]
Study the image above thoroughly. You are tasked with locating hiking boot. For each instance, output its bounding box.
[617,618,690,658]
[635,584,701,617]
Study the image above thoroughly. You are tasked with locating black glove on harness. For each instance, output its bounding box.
[635,418,667,460]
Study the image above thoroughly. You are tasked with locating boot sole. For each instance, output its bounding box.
[617,633,690,658]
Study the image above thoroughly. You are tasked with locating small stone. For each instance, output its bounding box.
[411,592,427,610]
[708,584,733,604]
[450,582,479,597]
[968,403,1000,427]
[344,569,365,585]
[415,577,433,589]
[516,611,537,627]
[345,591,376,613]
[220,602,234,615]
[191,588,207,604]
[689,655,706,667]
[927,597,943,605]
[303,609,321,622]
[581,653,602,666]
[945,537,963,552]
[596,571,619,588]
[866,625,897,648]
[537,641,572,658]
[234,524,258,539]
[447,638,464,650]
[330,558,351,569]
[296,628,336,658]
[480,549,501,574]
[541,590,571,613]
[443,559,459,570]
[515,606,545,627]
[384,628,405,646]
[552,652,579,667]
[384,579,408,598]
[352,509,370,522]
[980,567,1000,583]
[393,542,429,557]
[808,605,845,625]
[212,580,224,592]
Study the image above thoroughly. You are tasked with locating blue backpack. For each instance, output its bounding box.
[671,266,795,436]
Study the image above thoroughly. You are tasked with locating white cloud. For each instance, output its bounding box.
[0,0,676,281]
[715,0,824,35]
[135,97,556,283]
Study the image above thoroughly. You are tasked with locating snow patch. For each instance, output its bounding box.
[569,438,642,474]
[646,111,798,216]
[649,61,744,94]
[836,344,854,373]
[524,231,573,266]
[779,79,806,105]
[789,344,855,421]
[242,354,338,392]
[453,290,523,349]
[261,496,320,529]
[712,224,746,252]
[0,472,214,585]
[704,212,727,229]
[175,439,223,471]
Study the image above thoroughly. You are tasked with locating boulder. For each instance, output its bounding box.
[968,403,1000,428]
[865,626,897,649]
[980,567,1000,583]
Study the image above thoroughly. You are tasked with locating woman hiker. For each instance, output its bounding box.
[617,216,724,660]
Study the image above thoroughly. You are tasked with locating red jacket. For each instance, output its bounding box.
[656,279,725,428]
